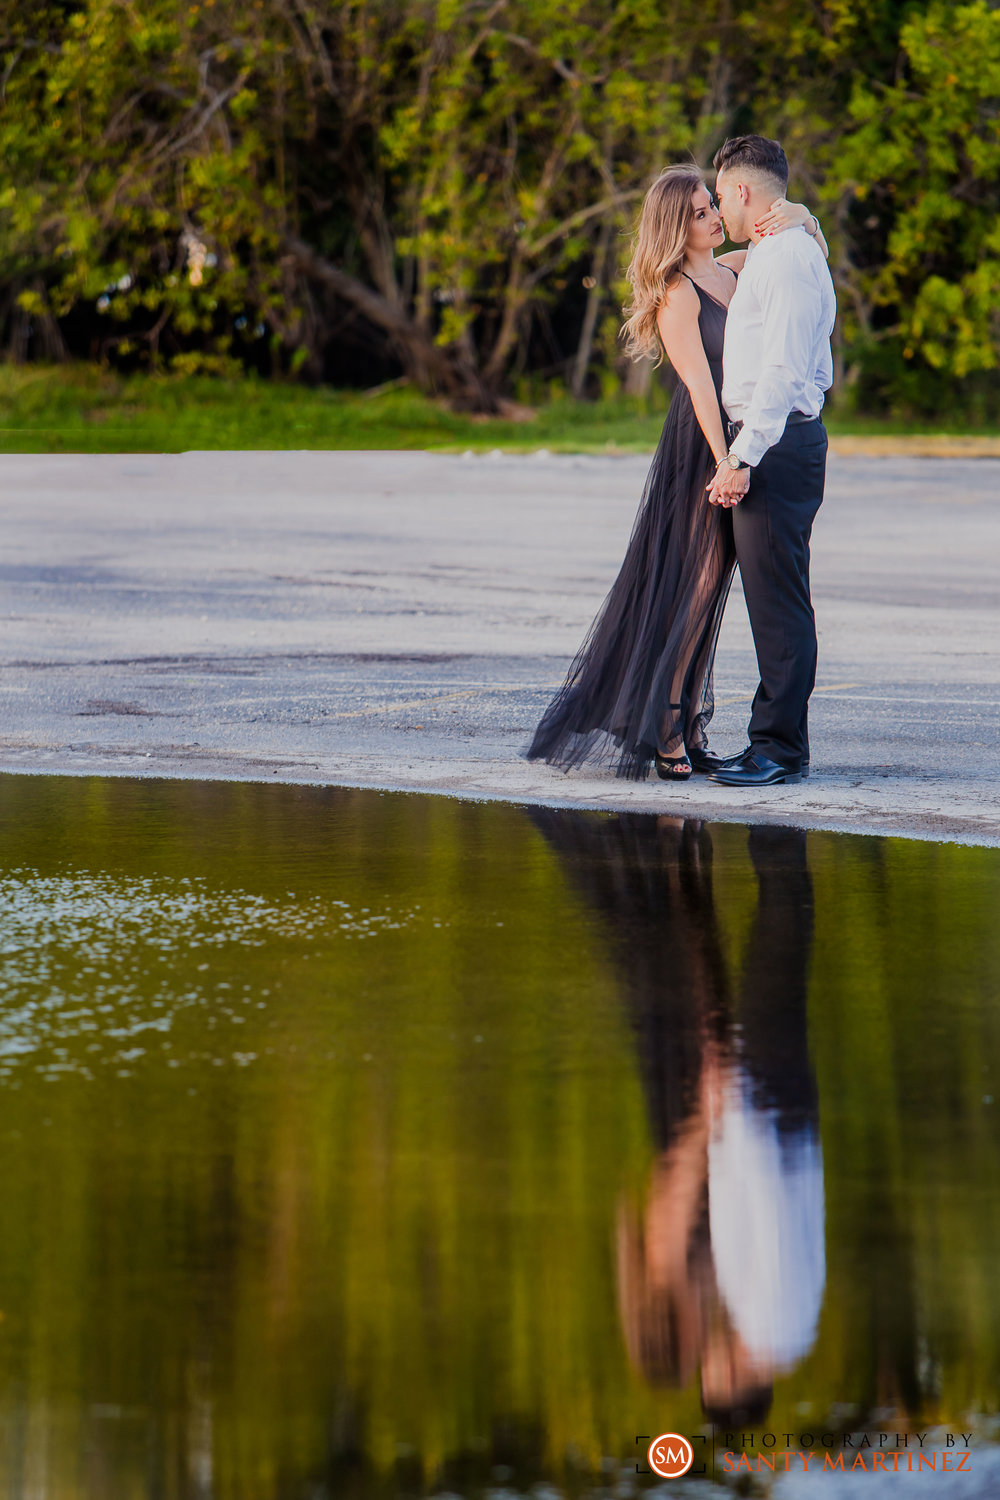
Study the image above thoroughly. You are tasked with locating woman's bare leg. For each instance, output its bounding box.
[658,528,732,761]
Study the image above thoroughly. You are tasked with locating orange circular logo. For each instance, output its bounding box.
[648,1432,694,1478]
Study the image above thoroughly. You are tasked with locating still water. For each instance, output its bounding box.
[1,776,999,1497]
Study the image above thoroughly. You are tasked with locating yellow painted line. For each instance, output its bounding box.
[336,680,863,720]
[715,681,860,706]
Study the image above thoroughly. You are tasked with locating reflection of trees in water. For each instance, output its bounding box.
[0,784,655,1497]
[529,811,825,1425]
[2,780,1000,1492]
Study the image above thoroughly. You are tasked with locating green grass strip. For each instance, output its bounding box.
[0,365,996,454]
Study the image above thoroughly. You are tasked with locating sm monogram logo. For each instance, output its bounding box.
[647,1433,695,1478]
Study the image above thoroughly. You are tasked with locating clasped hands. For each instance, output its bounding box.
[706,459,750,508]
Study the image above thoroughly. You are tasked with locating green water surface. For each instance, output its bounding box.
[0,777,998,1497]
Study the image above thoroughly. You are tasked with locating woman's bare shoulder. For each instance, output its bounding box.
[715,250,747,274]
[658,273,700,323]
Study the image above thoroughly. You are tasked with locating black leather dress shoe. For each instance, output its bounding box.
[708,751,805,787]
[687,746,751,774]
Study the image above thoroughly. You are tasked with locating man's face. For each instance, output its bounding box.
[714,169,749,244]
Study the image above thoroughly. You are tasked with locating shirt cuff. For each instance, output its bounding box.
[728,425,766,467]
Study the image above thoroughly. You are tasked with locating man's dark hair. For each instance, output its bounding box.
[713,135,789,192]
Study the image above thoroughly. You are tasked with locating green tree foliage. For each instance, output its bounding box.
[0,0,998,413]
[0,0,298,369]
[832,1,1000,416]
[283,0,719,404]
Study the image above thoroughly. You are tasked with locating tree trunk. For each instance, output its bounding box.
[283,237,500,411]
[622,354,654,398]
[569,222,612,399]
[482,250,529,387]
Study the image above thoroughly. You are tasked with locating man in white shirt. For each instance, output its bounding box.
[705,135,837,787]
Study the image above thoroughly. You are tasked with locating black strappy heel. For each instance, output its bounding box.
[655,752,693,782]
[655,706,693,781]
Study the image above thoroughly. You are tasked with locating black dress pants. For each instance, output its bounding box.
[738,825,817,1128]
[731,419,828,770]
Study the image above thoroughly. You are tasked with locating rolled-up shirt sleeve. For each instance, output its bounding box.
[729,258,821,468]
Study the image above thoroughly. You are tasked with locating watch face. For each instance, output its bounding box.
[728,454,741,469]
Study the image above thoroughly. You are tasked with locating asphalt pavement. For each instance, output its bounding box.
[0,448,997,845]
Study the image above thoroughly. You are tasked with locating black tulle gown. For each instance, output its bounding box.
[527,282,737,780]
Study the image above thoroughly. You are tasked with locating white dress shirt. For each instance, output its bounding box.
[722,228,836,468]
[708,1066,826,1370]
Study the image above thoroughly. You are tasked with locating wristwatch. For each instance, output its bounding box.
[725,451,748,471]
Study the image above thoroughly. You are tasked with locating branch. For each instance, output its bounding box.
[488,31,587,86]
[463,1,511,62]
[286,0,336,98]
[282,237,443,362]
[284,235,501,409]
[143,68,251,168]
[524,190,642,259]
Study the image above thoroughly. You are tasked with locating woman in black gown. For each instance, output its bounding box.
[526,166,827,781]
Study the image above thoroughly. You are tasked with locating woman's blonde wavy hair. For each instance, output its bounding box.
[621,165,706,365]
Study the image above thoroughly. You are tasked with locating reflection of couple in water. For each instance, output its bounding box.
[532,812,825,1425]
